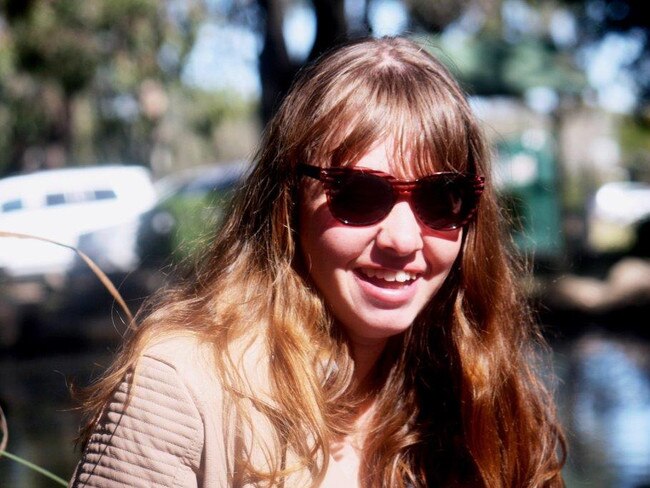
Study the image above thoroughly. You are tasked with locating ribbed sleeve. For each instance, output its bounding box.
[70,355,205,488]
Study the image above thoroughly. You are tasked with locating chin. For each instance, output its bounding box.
[342,313,418,343]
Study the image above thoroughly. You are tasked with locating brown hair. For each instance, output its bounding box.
[79,36,565,487]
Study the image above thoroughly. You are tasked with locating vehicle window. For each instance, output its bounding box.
[1,199,23,213]
[46,193,66,206]
[94,189,117,200]
[41,189,118,208]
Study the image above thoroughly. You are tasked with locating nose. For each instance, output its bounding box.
[374,201,424,256]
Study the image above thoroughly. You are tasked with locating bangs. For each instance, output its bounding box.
[303,62,480,179]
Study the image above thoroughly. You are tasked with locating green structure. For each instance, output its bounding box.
[495,132,564,262]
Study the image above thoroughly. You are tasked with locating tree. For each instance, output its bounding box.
[543,0,649,111]
[0,0,207,175]
[256,0,349,123]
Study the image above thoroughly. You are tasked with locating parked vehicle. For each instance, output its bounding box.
[60,161,248,319]
[0,165,156,347]
[136,161,248,273]
[586,181,650,255]
[0,165,156,280]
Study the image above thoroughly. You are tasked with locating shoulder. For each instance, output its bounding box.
[70,335,213,486]
[135,333,224,416]
[71,334,231,487]
[142,334,217,381]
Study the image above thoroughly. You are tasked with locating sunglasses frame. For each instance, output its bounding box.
[298,163,485,230]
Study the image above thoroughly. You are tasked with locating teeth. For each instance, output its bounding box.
[361,269,417,282]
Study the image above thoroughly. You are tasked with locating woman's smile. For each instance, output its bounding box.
[354,267,421,306]
[356,268,419,284]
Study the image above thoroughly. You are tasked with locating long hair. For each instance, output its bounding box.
[78,37,565,487]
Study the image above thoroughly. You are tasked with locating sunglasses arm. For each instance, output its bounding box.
[297,164,326,181]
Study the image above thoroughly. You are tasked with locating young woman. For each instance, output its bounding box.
[71,36,566,487]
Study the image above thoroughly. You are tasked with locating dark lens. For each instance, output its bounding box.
[328,172,394,225]
[412,175,477,230]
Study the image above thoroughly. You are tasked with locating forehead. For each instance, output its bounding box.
[344,139,444,180]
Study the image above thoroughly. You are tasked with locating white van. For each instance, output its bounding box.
[0,165,156,280]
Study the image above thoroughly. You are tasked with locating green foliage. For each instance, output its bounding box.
[166,191,228,262]
[10,0,100,94]
[421,32,584,98]
[504,40,584,95]
[187,89,257,137]
[0,0,217,176]
[139,184,236,270]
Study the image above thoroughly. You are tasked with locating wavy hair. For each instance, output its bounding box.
[78,36,565,487]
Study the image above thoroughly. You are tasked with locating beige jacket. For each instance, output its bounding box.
[69,335,359,488]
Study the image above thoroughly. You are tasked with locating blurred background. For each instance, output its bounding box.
[0,0,649,486]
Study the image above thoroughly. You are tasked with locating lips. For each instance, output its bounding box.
[355,268,421,298]
[353,267,420,308]
[359,268,418,283]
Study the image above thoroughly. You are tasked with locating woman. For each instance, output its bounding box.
[71,36,565,487]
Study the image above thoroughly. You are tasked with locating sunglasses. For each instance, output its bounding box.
[298,164,485,231]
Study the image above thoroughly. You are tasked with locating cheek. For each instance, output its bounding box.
[421,231,464,283]
[299,195,355,272]
[425,236,462,265]
[299,194,335,277]
[298,193,378,310]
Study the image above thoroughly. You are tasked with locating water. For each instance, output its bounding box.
[1,332,649,487]
[0,349,113,487]
[557,333,650,488]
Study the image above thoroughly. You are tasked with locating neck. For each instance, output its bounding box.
[349,336,388,391]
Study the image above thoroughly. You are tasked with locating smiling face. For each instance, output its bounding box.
[299,141,463,350]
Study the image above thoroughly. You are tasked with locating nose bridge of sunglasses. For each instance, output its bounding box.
[392,180,417,197]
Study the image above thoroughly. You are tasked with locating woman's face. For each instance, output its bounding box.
[299,141,463,349]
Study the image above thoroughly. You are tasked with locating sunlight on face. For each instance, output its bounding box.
[299,141,463,349]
